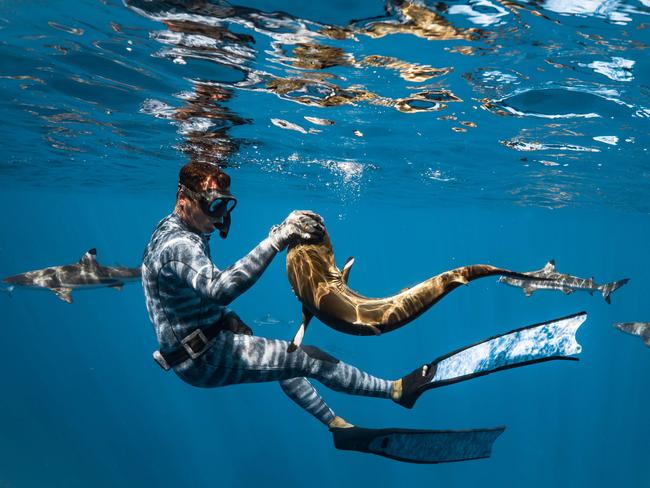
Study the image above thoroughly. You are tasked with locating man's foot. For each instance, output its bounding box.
[392,363,436,409]
[328,416,354,429]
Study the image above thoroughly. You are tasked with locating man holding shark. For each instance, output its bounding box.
[141,161,587,463]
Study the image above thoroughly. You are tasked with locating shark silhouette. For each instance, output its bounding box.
[285,231,546,351]
[3,248,141,303]
[498,260,629,304]
[613,322,650,348]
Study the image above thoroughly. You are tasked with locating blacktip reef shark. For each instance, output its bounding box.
[285,229,554,350]
[2,248,141,303]
[613,322,650,348]
[497,259,629,304]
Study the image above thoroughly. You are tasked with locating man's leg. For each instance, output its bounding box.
[200,331,394,400]
[279,377,336,426]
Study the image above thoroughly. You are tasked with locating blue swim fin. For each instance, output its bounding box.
[331,425,505,464]
[397,311,587,408]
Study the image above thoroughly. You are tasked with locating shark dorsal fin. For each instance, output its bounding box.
[79,248,98,268]
[342,257,355,285]
[543,260,556,272]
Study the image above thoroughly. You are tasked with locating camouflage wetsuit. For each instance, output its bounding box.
[142,213,393,425]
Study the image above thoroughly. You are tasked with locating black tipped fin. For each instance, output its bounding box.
[642,329,650,348]
[331,425,505,464]
[601,278,629,304]
[79,248,98,268]
[52,287,73,303]
[543,260,556,272]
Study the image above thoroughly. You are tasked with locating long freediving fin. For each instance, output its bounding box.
[331,425,505,464]
[288,307,313,352]
[397,311,587,409]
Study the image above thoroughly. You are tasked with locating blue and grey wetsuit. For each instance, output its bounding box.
[142,213,393,425]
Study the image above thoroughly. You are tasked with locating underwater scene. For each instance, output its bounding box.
[1,0,649,486]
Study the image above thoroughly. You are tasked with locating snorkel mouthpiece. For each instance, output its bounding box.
[218,212,231,239]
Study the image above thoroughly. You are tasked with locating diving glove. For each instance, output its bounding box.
[269,210,325,252]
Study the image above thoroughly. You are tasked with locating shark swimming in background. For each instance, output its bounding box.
[497,259,629,304]
[2,248,141,303]
[613,322,650,348]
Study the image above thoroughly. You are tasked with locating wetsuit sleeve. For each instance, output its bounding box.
[165,236,278,305]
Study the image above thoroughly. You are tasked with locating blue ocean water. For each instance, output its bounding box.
[1,0,649,486]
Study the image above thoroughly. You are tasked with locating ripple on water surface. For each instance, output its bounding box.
[0,0,647,211]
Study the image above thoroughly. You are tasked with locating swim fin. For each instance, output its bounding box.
[397,311,587,408]
[331,425,505,464]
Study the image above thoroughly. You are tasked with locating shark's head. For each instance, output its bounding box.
[3,273,31,286]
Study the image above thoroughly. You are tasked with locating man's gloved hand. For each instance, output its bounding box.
[268,210,325,252]
[223,312,253,335]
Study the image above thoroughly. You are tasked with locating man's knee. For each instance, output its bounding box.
[300,345,340,365]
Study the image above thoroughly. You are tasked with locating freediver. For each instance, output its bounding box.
[142,161,586,463]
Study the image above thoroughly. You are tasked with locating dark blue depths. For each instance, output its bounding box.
[0,0,649,486]
[1,191,648,487]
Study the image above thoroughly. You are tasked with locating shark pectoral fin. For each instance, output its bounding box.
[341,257,355,284]
[288,308,313,352]
[109,283,124,291]
[642,330,650,348]
[52,287,73,303]
[368,324,382,335]
[562,288,573,295]
[523,285,534,297]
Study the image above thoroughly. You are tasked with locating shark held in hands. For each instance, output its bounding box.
[3,248,141,303]
[285,230,547,351]
[497,260,629,304]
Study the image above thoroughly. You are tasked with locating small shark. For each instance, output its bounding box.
[613,322,650,348]
[498,260,628,304]
[2,248,141,303]
[285,229,551,350]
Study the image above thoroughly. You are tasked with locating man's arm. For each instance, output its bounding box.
[165,236,278,306]
[166,210,325,306]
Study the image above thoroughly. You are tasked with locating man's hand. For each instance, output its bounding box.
[223,312,253,335]
[268,210,325,252]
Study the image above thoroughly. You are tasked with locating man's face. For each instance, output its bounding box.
[183,178,228,234]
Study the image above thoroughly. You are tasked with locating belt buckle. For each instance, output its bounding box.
[181,328,210,359]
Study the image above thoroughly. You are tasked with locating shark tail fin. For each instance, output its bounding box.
[600,278,630,304]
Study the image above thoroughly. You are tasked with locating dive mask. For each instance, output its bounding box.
[180,184,237,238]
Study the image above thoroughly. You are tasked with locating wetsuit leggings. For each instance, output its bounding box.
[175,330,394,426]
